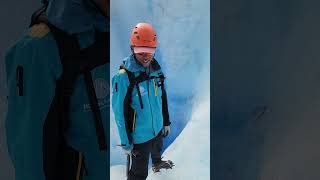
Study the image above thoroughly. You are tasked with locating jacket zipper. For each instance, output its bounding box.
[153,79,158,96]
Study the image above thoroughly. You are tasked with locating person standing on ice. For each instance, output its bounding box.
[112,22,174,180]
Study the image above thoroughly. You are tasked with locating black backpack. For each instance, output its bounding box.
[29,5,109,179]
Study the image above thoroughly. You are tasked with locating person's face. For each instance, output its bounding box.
[91,0,109,18]
[135,52,154,67]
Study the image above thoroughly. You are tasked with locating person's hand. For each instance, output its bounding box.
[122,144,133,155]
[163,126,171,137]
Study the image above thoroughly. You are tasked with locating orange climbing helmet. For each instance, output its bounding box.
[130,22,158,50]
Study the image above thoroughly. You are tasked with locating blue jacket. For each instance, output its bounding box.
[112,55,167,148]
[5,1,109,179]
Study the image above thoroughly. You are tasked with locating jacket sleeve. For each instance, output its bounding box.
[5,29,62,179]
[111,71,131,148]
[161,73,171,126]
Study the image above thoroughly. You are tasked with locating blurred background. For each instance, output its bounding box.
[214,0,320,179]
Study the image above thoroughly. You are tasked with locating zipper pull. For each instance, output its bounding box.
[153,79,158,96]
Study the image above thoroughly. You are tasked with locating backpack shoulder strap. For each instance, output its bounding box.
[83,71,107,150]
[119,65,135,84]
[30,4,48,27]
[52,27,108,151]
[119,65,145,109]
[118,65,135,144]
[31,8,107,151]
[151,60,171,126]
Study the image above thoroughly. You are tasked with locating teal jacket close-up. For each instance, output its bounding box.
[5,0,109,179]
[5,26,109,180]
[112,55,165,148]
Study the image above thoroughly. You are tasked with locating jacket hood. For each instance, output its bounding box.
[43,0,108,48]
[42,0,109,34]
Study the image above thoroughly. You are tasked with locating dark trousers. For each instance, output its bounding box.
[128,132,163,180]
